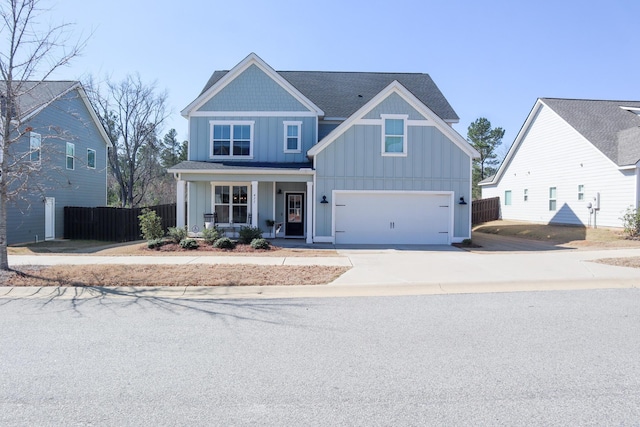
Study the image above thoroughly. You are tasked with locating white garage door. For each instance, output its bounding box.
[334,192,452,245]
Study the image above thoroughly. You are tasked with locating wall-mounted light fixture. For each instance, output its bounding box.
[459,196,467,205]
[277,188,282,194]
[320,195,329,204]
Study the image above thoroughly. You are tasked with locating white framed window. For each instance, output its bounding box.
[29,132,41,163]
[87,148,96,169]
[504,190,512,205]
[66,142,75,170]
[209,121,254,159]
[212,183,249,224]
[524,189,528,202]
[578,184,584,201]
[381,114,408,156]
[283,121,302,153]
[549,187,557,211]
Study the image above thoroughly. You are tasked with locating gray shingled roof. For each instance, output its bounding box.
[0,81,78,119]
[542,98,640,166]
[168,160,312,172]
[201,70,459,122]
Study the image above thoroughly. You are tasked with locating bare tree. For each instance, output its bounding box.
[87,75,168,208]
[0,0,84,270]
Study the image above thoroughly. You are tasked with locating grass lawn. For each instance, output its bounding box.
[1,264,350,287]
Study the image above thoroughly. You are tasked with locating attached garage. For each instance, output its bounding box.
[333,191,453,245]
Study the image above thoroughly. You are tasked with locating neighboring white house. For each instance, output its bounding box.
[480,98,640,228]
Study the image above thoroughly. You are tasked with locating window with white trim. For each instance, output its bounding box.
[381,114,408,156]
[87,148,96,169]
[549,187,557,211]
[66,142,75,170]
[283,121,301,153]
[29,132,41,163]
[578,184,584,201]
[214,184,249,224]
[210,121,254,158]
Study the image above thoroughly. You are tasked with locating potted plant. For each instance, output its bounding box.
[265,219,276,237]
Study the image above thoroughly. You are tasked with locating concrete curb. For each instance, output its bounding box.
[1,278,637,300]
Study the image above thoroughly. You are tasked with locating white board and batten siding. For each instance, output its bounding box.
[482,104,637,228]
[333,191,453,245]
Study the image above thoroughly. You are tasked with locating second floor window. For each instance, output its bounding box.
[66,142,75,170]
[29,132,41,163]
[381,114,408,156]
[210,121,254,158]
[284,121,301,153]
[87,148,96,169]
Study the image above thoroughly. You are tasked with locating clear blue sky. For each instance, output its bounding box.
[48,0,639,158]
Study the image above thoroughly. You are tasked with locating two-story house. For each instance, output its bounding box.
[4,81,111,244]
[169,53,479,245]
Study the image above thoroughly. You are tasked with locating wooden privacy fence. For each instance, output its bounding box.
[64,203,178,242]
[472,197,500,225]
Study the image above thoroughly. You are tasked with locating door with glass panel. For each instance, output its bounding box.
[285,193,304,236]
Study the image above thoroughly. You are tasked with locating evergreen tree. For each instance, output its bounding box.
[467,117,505,199]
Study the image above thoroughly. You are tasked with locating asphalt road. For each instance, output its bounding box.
[2,289,640,426]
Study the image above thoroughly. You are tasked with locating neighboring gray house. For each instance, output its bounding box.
[480,98,640,228]
[169,53,479,244]
[4,81,111,244]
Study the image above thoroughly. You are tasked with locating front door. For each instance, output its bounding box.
[286,193,304,237]
[44,197,55,240]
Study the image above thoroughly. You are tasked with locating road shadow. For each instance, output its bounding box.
[0,283,322,329]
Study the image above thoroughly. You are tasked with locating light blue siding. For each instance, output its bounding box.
[257,182,274,233]
[187,181,212,232]
[189,116,316,163]
[315,124,471,239]
[7,89,108,244]
[198,65,309,112]
[363,93,427,120]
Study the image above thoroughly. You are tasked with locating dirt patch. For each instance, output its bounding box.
[1,264,350,287]
[592,257,640,269]
[474,220,640,248]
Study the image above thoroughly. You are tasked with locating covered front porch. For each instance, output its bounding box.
[169,162,315,243]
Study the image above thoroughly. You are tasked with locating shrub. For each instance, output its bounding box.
[250,238,270,250]
[461,238,473,245]
[179,238,199,249]
[621,207,640,238]
[147,238,166,249]
[238,226,263,244]
[213,237,236,250]
[138,209,164,241]
[202,226,221,245]
[167,226,188,243]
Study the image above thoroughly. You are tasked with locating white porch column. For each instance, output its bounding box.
[251,181,258,228]
[306,181,313,244]
[176,180,186,228]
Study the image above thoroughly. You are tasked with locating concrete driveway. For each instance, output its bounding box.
[329,233,640,291]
